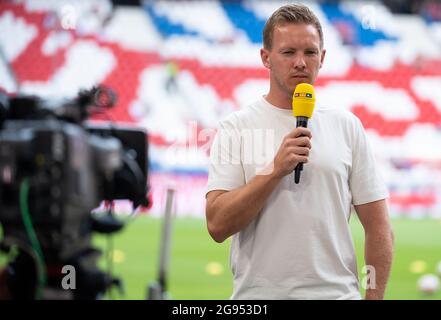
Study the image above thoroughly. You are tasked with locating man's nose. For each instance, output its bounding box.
[293,53,306,69]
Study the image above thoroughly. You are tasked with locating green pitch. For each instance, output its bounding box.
[92,215,441,300]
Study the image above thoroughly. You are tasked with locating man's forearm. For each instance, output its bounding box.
[364,229,394,300]
[207,171,282,243]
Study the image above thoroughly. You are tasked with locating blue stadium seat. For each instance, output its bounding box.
[221,1,265,44]
[321,3,397,46]
[144,3,200,38]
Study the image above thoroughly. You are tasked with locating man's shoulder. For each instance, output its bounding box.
[316,106,361,125]
[218,100,261,129]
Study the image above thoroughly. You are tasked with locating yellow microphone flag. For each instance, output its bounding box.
[292,83,316,118]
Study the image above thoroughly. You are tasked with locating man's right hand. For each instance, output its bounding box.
[272,127,312,179]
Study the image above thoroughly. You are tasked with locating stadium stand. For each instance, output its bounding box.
[0,0,440,217]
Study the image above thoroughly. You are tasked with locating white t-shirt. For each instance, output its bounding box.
[206,96,389,300]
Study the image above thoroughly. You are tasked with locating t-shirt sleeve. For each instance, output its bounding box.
[349,117,389,205]
[206,118,245,197]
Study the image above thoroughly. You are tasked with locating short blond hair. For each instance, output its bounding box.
[263,4,324,50]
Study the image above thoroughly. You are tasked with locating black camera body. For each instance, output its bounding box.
[0,87,149,299]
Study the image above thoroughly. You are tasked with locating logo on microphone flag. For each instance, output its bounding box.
[294,92,313,98]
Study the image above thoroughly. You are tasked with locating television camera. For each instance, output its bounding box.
[0,86,150,299]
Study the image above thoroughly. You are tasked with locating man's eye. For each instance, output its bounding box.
[306,51,317,55]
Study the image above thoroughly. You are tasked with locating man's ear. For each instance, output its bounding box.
[319,49,326,69]
[260,48,271,69]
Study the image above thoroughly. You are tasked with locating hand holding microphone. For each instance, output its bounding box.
[272,127,312,179]
[271,83,315,182]
[292,83,315,184]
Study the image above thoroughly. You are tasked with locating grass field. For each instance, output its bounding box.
[91,215,441,300]
[1,215,441,299]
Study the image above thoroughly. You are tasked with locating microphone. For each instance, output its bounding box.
[292,83,316,184]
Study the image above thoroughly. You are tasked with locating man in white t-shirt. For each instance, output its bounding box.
[205,4,394,300]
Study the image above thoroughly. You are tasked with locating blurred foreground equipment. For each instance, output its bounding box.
[147,187,175,300]
[0,86,150,299]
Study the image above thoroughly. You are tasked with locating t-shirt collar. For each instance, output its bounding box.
[260,95,293,116]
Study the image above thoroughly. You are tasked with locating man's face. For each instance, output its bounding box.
[261,23,326,99]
